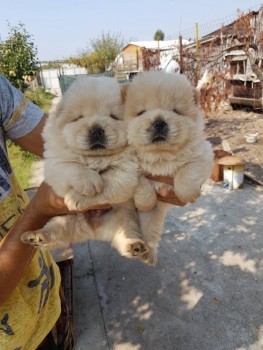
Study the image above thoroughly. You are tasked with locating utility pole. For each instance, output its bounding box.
[179,34,184,73]
[195,22,199,85]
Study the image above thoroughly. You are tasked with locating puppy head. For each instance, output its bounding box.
[124,70,204,153]
[54,76,127,155]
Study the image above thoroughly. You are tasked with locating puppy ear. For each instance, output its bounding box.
[120,83,129,103]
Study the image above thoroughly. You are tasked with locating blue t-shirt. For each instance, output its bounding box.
[0,75,44,201]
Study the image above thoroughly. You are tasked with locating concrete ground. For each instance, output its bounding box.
[73,179,263,350]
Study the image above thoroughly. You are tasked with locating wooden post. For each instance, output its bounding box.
[195,23,199,85]
[179,34,184,73]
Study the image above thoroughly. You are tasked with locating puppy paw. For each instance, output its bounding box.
[134,189,157,212]
[64,190,90,211]
[125,240,149,258]
[156,183,174,197]
[140,248,158,266]
[21,231,48,247]
[84,175,104,197]
[69,173,103,197]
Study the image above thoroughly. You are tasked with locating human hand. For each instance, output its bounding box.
[27,182,111,221]
[145,175,187,206]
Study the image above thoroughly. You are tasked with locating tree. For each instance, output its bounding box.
[67,32,124,73]
[153,29,165,67]
[0,22,39,91]
[153,29,165,41]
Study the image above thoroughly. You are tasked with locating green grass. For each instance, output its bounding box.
[25,87,55,114]
[7,141,38,189]
[7,87,55,189]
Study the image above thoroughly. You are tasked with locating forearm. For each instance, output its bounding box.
[0,180,110,305]
[0,205,49,305]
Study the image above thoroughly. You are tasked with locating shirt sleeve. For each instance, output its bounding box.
[0,75,45,141]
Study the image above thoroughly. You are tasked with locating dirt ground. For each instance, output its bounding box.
[204,107,263,185]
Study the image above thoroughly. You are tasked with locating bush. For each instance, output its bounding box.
[25,87,55,113]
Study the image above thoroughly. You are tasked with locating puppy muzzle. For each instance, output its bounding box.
[89,127,106,149]
[150,119,168,143]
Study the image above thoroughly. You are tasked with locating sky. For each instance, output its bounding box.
[0,0,261,61]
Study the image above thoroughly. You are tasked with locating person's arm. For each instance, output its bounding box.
[0,182,109,306]
[13,113,48,157]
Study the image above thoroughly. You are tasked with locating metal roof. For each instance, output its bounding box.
[123,40,189,51]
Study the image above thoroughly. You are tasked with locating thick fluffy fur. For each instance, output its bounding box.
[21,76,148,259]
[124,70,214,265]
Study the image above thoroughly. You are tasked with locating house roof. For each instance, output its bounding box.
[185,6,261,49]
[122,39,189,51]
[201,10,259,40]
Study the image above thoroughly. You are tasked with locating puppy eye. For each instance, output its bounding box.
[110,114,119,120]
[137,110,146,116]
[173,109,180,114]
[72,115,84,122]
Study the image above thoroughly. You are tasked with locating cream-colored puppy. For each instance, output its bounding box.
[21,76,148,259]
[124,70,214,265]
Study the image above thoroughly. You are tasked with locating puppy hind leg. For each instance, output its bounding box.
[111,232,148,259]
[21,215,77,250]
[138,202,169,265]
[110,204,149,260]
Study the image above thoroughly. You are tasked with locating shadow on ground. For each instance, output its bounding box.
[74,181,263,350]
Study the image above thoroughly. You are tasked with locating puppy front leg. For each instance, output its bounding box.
[54,166,105,211]
[67,167,104,197]
[173,143,214,203]
[173,160,210,203]
[45,161,104,199]
[72,166,139,210]
[134,175,157,212]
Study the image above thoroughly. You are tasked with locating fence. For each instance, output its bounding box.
[38,65,87,95]
[58,71,115,95]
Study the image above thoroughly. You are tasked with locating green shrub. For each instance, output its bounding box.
[25,87,55,113]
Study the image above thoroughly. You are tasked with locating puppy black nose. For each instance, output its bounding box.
[152,120,167,131]
[89,127,106,147]
[90,127,105,136]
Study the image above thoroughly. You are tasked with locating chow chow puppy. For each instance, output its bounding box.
[124,70,214,265]
[21,76,148,260]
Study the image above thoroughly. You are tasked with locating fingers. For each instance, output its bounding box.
[157,186,172,197]
[157,192,186,206]
[146,174,174,186]
[81,203,111,211]
[31,182,111,218]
